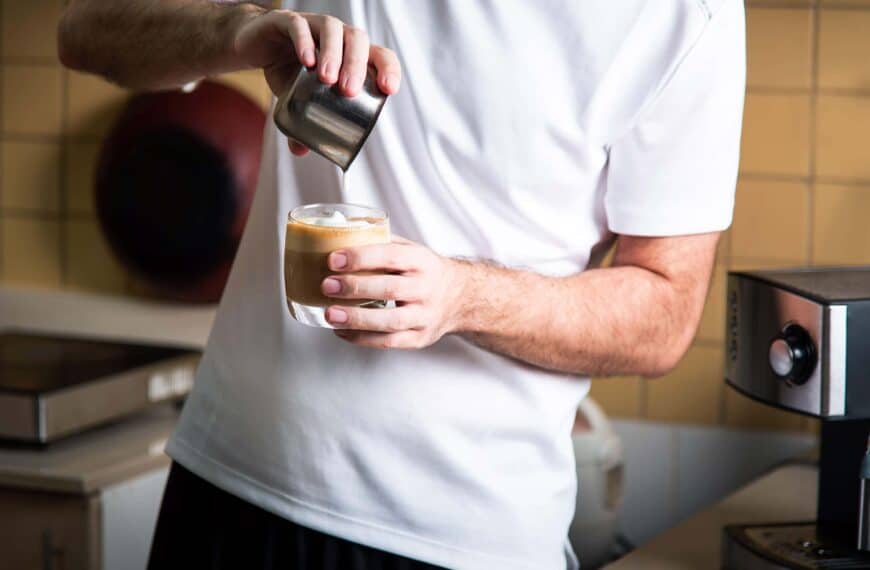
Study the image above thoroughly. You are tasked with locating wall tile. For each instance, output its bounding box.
[717,229,731,263]
[1,217,61,286]
[819,10,870,90]
[66,70,129,138]
[1,65,62,135]
[746,8,812,89]
[697,264,727,343]
[812,183,870,264]
[730,258,810,271]
[816,96,870,181]
[723,384,806,431]
[646,346,724,425]
[588,376,643,418]
[1,141,60,212]
[731,180,809,262]
[0,0,64,59]
[65,141,101,214]
[63,219,125,293]
[740,94,810,176]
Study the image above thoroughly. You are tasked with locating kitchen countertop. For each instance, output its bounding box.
[0,287,213,494]
[0,286,215,349]
[0,405,180,494]
[606,462,818,569]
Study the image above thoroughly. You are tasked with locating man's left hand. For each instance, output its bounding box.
[321,238,467,349]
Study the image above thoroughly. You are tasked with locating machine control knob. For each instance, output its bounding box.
[768,323,817,385]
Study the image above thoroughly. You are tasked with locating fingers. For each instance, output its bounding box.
[328,244,417,273]
[295,13,399,96]
[288,140,309,156]
[340,27,370,96]
[285,13,316,67]
[308,14,344,84]
[326,305,425,333]
[334,330,423,350]
[369,45,401,94]
[390,235,414,245]
[322,274,420,301]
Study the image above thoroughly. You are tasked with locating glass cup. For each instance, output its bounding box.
[284,203,390,328]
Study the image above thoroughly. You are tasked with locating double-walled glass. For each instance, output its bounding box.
[284,203,390,328]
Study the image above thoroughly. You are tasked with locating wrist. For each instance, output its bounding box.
[224,4,267,70]
[445,258,480,335]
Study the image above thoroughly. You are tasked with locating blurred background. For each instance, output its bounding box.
[1,1,869,569]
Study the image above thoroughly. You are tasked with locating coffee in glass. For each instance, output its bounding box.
[285,203,390,328]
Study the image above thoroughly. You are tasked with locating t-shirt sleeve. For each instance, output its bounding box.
[605,0,746,237]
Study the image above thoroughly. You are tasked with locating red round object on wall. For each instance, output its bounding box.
[96,80,266,303]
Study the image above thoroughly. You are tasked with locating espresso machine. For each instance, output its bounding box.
[723,267,870,569]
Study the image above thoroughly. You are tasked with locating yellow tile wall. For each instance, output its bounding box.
[2,2,868,432]
[0,0,273,295]
[596,0,870,433]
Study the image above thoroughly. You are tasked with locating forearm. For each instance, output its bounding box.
[58,0,265,89]
[455,261,704,378]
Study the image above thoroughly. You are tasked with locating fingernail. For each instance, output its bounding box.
[340,73,352,93]
[384,74,398,92]
[321,60,336,82]
[302,49,315,67]
[322,277,341,295]
[330,252,347,269]
[327,307,348,324]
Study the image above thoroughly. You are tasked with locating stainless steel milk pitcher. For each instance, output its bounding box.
[273,63,388,171]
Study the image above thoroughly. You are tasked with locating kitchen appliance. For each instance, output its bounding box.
[723,267,870,569]
[273,63,387,170]
[96,80,265,303]
[0,332,199,444]
[570,397,625,568]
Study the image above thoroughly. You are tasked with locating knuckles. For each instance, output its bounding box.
[345,26,369,42]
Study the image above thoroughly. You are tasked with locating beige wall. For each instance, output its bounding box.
[0,0,272,293]
[592,0,870,432]
[1,1,869,430]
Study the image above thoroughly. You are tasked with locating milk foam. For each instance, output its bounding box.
[300,210,371,228]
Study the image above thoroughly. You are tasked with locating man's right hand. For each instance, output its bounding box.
[233,10,402,156]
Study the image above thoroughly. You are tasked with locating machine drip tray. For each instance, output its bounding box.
[723,522,870,569]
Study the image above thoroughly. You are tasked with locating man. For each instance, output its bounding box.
[58,1,745,568]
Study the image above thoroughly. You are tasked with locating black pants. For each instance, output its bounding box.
[148,462,448,570]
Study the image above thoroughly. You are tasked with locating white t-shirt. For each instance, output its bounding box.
[167,1,745,568]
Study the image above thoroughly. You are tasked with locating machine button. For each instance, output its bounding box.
[769,339,793,377]
[768,324,817,386]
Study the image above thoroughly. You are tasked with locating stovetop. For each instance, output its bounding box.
[0,332,194,395]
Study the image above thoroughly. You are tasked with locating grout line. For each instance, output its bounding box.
[0,3,4,280]
[807,0,821,265]
[1,209,77,220]
[746,87,870,97]
[746,86,813,95]
[738,172,811,183]
[0,57,61,67]
[740,171,870,187]
[59,63,70,286]
[818,88,870,97]
[0,133,104,144]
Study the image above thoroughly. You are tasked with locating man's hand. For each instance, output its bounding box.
[320,238,467,349]
[58,3,400,156]
[233,10,401,155]
[317,231,720,378]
